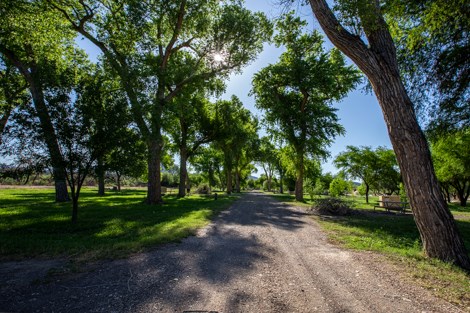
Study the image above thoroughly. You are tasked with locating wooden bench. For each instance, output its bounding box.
[374,200,408,213]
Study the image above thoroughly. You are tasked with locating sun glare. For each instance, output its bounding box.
[213,53,225,63]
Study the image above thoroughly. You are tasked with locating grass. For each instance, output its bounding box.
[265,191,470,309]
[0,187,238,260]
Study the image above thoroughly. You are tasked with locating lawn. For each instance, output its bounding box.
[266,191,470,308]
[0,187,238,260]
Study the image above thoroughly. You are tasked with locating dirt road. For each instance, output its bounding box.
[0,192,463,312]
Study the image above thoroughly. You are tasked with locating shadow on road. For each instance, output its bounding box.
[1,192,306,312]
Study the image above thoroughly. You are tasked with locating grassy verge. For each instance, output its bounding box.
[266,191,470,308]
[0,188,238,260]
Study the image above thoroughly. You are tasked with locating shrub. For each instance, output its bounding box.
[196,184,210,194]
[309,197,353,216]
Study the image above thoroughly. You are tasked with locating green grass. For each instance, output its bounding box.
[265,191,470,308]
[0,188,238,260]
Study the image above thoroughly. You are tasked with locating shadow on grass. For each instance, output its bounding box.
[0,188,240,258]
[316,209,470,258]
[0,191,303,313]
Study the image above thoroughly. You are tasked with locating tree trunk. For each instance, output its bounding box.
[116,172,122,192]
[454,184,468,207]
[29,85,69,202]
[365,183,370,204]
[3,51,70,202]
[295,154,304,202]
[97,157,105,196]
[235,169,241,193]
[178,146,188,197]
[0,106,12,145]
[147,138,162,204]
[308,0,470,270]
[226,167,232,194]
[279,168,284,194]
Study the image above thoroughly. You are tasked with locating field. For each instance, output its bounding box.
[0,187,238,260]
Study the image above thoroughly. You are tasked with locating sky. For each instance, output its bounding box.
[219,1,392,174]
[78,0,392,175]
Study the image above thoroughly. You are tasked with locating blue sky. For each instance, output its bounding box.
[219,1,392,174]
[79,1,392,175]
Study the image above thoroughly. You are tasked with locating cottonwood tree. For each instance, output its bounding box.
[190,145,224,193]
[212,96,257,194]
[77,67,131,196]
[305,0,470,268]
[166,89,218,198]
[52,0,271,204]
[256,137,278,192]
[0,58,29,144]
[386,0,469,132]
[431,129,470,207]
[335,146,400,203]
[107,130,147,192]
[252,13,360,201]
[0,0,79,201]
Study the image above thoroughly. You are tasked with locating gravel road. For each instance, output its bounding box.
[0,192,464,313]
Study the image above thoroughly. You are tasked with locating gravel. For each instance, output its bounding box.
[0,192,464,313]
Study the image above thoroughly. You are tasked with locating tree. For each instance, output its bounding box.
[334,146,378,203]
[0,0,79,201]
[107,130,147,192]
[77,67,132,196]
[166,91,217,197]
[0,58,29,144]
[386,0,469,132]
[212,96,258,194]
[334,146,400,203]
[252,13,360,201]
[306,0,470,269]
[329,176,350,197]
[431,129,470,207]
[52,0,272,204]
[190,145,224,193]
[256,136,278,192]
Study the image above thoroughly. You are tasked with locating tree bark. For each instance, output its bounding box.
[365,183,370,204]
[279,167,284,194]
[226,167,232,194]
[308,0,470,270]
[295,153,304,202]
[0,105,12,145]
[147,138,162,204]
[1,46,70,202]
[116,171,122,192]
[235,169,241,193]
[97,157,105,196]
[178,145,188,198]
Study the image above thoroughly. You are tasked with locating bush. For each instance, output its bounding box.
[196,184,210,194]
[329,177,350,197]
[309,197,353,216]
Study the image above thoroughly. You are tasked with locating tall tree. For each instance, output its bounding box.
[335,146,400,203]
[0,58,29,144]
[431,129,470,207]
[256,137,278,192]
[386,0,469,131]
[306,0,470,269]
[77,67,131,196]
[166,90,218,197]
[213,96,257,194]
[0,0,79,201]
[52,0,271,204]
[252,13,360,201]
[334,146,380,203]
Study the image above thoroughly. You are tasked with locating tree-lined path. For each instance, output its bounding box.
[0,193,463,312]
